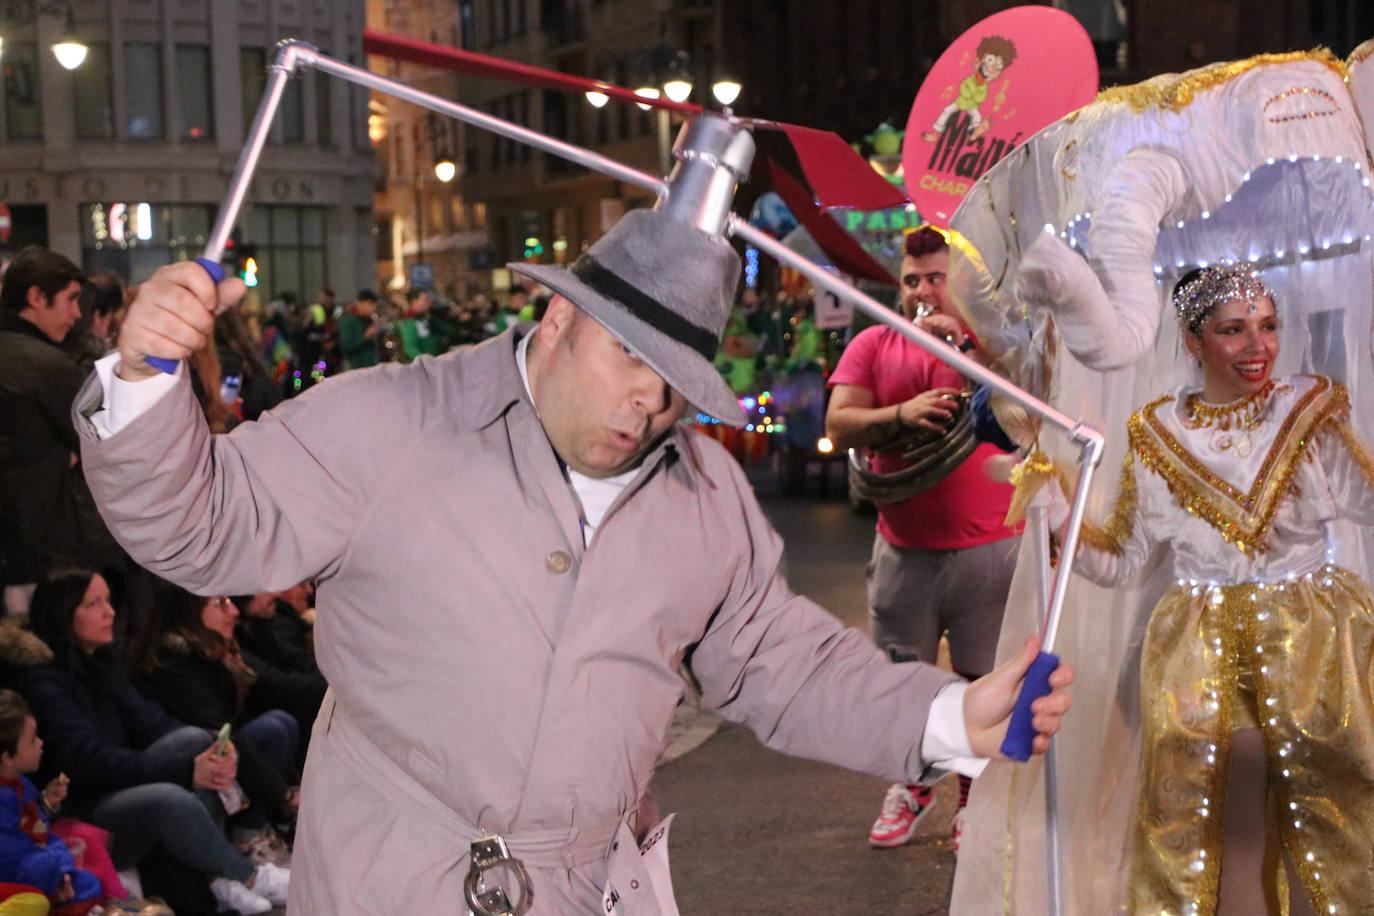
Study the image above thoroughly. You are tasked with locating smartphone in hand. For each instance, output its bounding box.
[212,723,249,813]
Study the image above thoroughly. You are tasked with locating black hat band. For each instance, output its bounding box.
[570,255,718,360]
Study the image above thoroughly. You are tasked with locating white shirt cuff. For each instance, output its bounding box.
[91,352,181,439]
[921,681,988,779]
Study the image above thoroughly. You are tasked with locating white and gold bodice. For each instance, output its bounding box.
[1077,375,1374,586]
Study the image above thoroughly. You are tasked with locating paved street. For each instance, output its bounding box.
[650,463,960,915]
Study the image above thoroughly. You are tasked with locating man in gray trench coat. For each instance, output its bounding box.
[73,207,1072,914]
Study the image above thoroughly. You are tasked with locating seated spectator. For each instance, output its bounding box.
[233,594,326,769]
[7,568,287,916]
[264,585,317,676]
[133,590,298,818]
[0,690,102,915]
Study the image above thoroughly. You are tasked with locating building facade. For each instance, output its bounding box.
[0,0,375,304]
[367,0,489,298]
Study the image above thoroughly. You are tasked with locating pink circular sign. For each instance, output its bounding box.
[902,6,1098,227]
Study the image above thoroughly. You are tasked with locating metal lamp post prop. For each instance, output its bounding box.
[165,39,1101,910]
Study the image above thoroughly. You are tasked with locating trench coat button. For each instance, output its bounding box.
[546,550,572,574]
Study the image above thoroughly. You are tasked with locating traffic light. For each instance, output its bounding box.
[238,244,259,287]
[521,235,544,259]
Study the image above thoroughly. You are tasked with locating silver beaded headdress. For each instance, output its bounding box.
[1172,263,1276,335]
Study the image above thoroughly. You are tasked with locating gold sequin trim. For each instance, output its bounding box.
[1262,86,1340,123]
[1080,450,1138,556]
[1130,377,1346,553]
[1096,49,1346,113]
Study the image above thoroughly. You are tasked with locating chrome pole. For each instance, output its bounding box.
[1028,507,1063,914]
[204,40,313,263]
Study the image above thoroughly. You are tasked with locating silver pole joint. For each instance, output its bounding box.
[657,114,755,236]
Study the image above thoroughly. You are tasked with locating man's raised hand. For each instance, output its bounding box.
[116,262,246,381]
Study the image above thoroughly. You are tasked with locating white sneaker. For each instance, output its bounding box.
[209,876,272,915]
[251,862,291,906]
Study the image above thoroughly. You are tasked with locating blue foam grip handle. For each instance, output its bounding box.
[999,651,1060,762]
[144,258,225,374]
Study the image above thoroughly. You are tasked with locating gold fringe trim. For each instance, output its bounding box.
[1096,49,1347,113]
[1129,377,1347,553]
[1080,450,1138,556]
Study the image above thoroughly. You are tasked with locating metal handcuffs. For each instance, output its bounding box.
[464,834,534,916]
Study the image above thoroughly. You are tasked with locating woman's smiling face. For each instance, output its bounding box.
[1185,294,1280,403]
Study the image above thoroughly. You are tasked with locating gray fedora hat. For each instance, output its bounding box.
[509,208,745,425]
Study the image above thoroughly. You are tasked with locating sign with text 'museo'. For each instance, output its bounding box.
[902,6,1098,227]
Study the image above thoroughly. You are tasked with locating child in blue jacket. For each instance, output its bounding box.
[0,689,101,913]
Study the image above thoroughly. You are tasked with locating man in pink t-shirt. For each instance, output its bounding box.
[825,226,1020,852]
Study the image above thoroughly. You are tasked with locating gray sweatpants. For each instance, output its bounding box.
[866,534,1019,678]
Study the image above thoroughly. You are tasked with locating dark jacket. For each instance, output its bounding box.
[0,625,186,818]
[238,604,319,678]
[237,615,327,726]
[141,632,290,805]
[142,632,243,731]
[0,312,120,583]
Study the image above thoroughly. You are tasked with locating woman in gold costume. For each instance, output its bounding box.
[1075,263,1374,915]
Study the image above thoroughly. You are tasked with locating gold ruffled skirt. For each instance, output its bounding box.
[1130,564,1374,915]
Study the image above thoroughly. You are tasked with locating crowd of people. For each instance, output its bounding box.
[251,282,547,391]
[0,246,336,915]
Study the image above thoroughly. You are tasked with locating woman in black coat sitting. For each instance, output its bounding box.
[133,588,299,824]
[10,568,289,915]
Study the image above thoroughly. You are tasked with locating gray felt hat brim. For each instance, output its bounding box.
[509,209,745,426]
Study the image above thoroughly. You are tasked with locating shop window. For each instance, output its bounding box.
[239,205,329,304]
[80,202,214,285]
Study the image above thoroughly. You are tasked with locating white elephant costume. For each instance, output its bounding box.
[944,49,1374,914]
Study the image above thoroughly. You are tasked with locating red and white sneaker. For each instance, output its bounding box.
[868,782,935,848]
[951,807,966,856]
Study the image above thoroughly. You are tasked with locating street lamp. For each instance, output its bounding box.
[632,85,659,112]
[434,155,456,183]
[0,1,88,69]
[711,76,742,108]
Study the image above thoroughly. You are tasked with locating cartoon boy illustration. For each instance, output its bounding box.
[923,35,1018,142]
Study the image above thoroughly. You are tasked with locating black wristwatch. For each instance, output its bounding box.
[957,337,976,353]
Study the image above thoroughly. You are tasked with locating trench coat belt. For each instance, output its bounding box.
[325,693,623,870]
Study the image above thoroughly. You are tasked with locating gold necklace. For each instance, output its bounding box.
[1183,380,1277,457]
[1183,380,1276,430]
